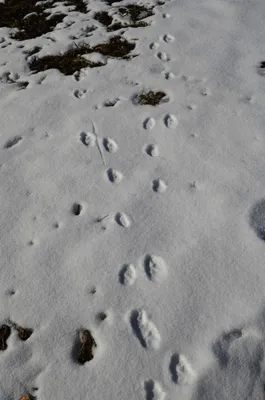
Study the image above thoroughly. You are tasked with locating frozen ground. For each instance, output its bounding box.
[1,0,265,399]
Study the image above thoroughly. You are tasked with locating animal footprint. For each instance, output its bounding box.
[144,254,168,282]
[80,132,96,147]
[144,380,166,400]
[164,114,178,129]
[212,328,242,366]
[150,42,160,50]
[152,179,167,193]
[106,168,123,184]
[201,87,211,96]
[4,135,23,149]
[119,264,137,285]
[145,144,159,157]
[157,52,170,61]
[115,212,131,228]
[130,309,161,350]
[103,137,118,153]
[163,33,175,43]
[143,117,156,130]
[164,71,175,80]
[169,354,196,385]
[74,89,87,99]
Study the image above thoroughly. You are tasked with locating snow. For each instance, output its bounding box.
[1,0,265,398]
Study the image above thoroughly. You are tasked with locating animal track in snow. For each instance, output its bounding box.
[164,114,178,129]
[212,328,243,366]
[169,354,196,385]
[80,132,96,147]
[106,168,123,184]
[164,71,175,80]
[130,309,161,350]
[103,137,118,153]
[115,212,131,228]
[144,254,168,282]
[4,135,23,149]
[72,203,83,216]
[163,33,175,43]
[249,199,265,241]
[157,52,170,61]
[143,117,156,130]
[144,380,166,400]
[150,42,160,50]
[73,89,87,99]
[119,264,137,286]
[201,87,211,96]
[145,144,159,157]
[152,179,167,193]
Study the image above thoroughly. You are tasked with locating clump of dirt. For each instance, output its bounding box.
[19,394,36,400]
[133,90,169,106]
[78,329,97,364]
[29,36,135,75]
[0,0,87,41]
[0,324,11,351]
[15,325,34,341]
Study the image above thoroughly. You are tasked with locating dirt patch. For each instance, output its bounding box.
[78,329,97,364]
[0,0,87,41]
[133,90,169,106]
[118,4,154,22]
[29,36,135,75]
[94,11,113,26]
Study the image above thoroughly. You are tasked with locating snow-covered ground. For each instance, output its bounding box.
[1,0,265,398]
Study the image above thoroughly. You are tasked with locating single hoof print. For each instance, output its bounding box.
[77,329,97,364]
[170,353,196,385]
[143,117,156,130]
[96,312,107,322]
[74,89,87,99]
[130,309,161,350]
[145,144,159,157]
[72,203,83,216]
[115,212,131,228]
[106,168,123,184]
[157,51,170,61]
[119,263,137,286]
[249,199,265,241]
[144,254,168,282]
[4,135,23,149]
[152,179,167,193]
[164,71,175,80]
[0,324,11,351]
[163,33,175,43]
[144,380,166,400]
[164,114,178,129]
[103,137,118,153]
[80,132,96,147]
[150,42,159,50]
[201,87,211,96]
